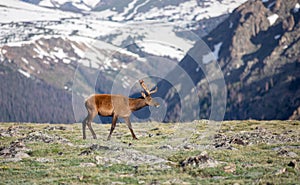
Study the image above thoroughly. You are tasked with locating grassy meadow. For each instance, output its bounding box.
[0,120,299,184]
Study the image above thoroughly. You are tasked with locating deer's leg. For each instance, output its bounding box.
[82,116,88,139]
[107,114,118,141]
[86,110,97,139]
[124,117,138,140]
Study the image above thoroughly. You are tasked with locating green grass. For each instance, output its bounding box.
[0,120,299,184]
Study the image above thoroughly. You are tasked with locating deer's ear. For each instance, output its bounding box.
[141,91,147,98]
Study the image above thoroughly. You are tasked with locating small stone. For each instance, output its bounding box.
[95,156,104,165]
[78,176,84,181]
[36,158,54,163]
[224,163,236,173]
[138,180,145,184]
[287,160,297,168]
[79,162,96,167]
[274,168,286,175]
[158,145,173,150]
[231,138,246,145]
[183,145,194,150]
[287,152,298,158]
[0,148,11,156]
[14,152,30,159]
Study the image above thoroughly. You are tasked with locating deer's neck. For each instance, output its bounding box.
[129,98,147,111]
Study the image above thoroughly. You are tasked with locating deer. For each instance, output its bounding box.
[82,80,160,140]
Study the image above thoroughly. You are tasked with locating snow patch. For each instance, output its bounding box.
[34,44,50,59]
[51,48,68,59]
[137,40,184,61]
[71,43,85,58]
[39,0,54,7]
[21,57,29,64]
[203,53,215,64]
[202,42,222,64]
[274,35,281,40]
[267,14,278,26]
[63,58,71,64]
[213,42,222,60]
[18,69,30,78]
[0,0,76,23]
[294,3,300,13]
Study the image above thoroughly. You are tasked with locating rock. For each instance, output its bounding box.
[158,145,173,150]
[78,150,92,156]
[286,152,298,158]
[95,156,121,166]
[111,182,125,185]
[274,168,286,175]
[230,138,246,145]
[79,163,96,167]
[180,151,220,168]
[183,144,194,150]
[44,126,67,131]
[14,152,30,159]
[79,144,110,156]
[224,163,236,173]
[287,160,297,168]
[90,144,110,151]
[0,148,11,156]
[0,140,31,159]
[277,149,298,158]
[23,131,70,144]
[150,127,159,131]
[36,158,54,163]
[282,15,295,31]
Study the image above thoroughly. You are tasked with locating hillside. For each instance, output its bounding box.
[0,120,299,184]
[159,0,300,122]
[0,0,247,123]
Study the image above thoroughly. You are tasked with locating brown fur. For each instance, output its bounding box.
[82,80,159,140]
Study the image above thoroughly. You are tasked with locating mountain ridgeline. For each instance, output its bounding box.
[0,0,299,123]
[158,0,300,121]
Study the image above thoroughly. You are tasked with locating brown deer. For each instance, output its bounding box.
[82,80,160,140]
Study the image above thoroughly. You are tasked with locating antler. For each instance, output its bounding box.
[139,80,158,95]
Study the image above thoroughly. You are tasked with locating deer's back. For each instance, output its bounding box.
[85,94,131,117]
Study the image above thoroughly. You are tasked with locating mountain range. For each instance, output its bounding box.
[0,0,299,123]
[158,0,300,121]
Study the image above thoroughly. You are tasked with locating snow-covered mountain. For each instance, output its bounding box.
[0,0,247,123]
[23,0,246,22]
[158,0,300,122]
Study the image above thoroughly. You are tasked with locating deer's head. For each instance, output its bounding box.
[139,80,160,107]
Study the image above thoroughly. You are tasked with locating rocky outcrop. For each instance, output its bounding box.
[159,0,300,121]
